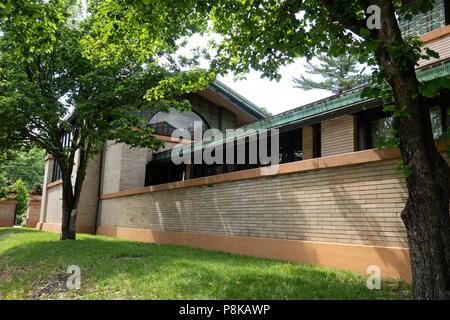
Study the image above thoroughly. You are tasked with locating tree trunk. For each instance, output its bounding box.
[374,0,450,299]
[60,180,77,240]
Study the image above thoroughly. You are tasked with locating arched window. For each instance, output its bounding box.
[149,108,209,138]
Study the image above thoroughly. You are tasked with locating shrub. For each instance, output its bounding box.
[11,180,29,225]
[30,183,43,195]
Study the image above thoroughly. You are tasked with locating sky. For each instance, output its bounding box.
[177,34,332,116]
[218,60,332,115]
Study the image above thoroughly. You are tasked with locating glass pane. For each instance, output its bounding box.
[149,108,208,137]
[431,106,443,139]
[371,116,395,148]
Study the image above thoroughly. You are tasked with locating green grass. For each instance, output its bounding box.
[0,228,411,300]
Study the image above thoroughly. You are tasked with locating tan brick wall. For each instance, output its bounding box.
[419,34,450,67]
[102,142,148,193]
[102,142,122,193]
[302,126,313,160]
[119,145,147,191]
[321,115,356,157]
[42,154,100,229]
[77,154,101,227]
[44,184,63,224]
[39,157,54,223]
[99,157,416,248]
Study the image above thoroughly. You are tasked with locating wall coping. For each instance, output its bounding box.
[47,179,63,189]
[153,134,193,145]
[421,25,450,43]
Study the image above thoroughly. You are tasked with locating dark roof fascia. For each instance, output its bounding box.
[209,80,270,119]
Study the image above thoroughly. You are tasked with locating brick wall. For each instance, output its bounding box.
[321,115,356,157]
[26,195,41,228]
[40,154,100,231]
[419,34,450,67]
[43,184,62,224]
[0,201,16,227]
[98,156,421,248]
[102,142,151,193]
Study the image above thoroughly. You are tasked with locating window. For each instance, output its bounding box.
[370,116,395,148]
[278,128,303,164]
[145,162,186,186]
[149,108,209,138]
[312,124,321,158]
[357,102,448,151]
[398,0,447,37]
[51,130,73,182]
[357,108,393,150]
[431,106,443,139]
[145,127,304,186]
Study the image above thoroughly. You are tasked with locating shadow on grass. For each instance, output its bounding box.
[0,230,411,300]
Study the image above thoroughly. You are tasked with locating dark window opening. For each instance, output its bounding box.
[445,0,450,25]
[278,128,303,164]
[50,130,73,182]
[145,162,186,186]
[145,127,303,186]
[312,124,321,158]
[357,95,448,151]
[356,107,394,151]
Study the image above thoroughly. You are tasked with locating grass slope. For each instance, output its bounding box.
[0,228,411,300]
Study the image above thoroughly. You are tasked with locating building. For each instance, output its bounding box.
[37,0,450,281]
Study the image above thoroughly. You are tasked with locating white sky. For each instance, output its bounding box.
[218,60,332,115]
[177,34,332,116]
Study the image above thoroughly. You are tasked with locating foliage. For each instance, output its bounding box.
[11,180,29,225]
[0,228,411,300]
[0,147,45,190]
[30,183,43,195]
[293,54,370,94]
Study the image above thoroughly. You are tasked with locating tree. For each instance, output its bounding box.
[0,0,210,240]
[293,54,370,93]
[84,0,450,299]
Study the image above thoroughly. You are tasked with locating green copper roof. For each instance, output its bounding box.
[153,59,450,162]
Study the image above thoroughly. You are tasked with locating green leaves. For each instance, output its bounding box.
[395,161,412,179]
[145,69,216,105]
[419,76,450,98]
[383,104,411,119]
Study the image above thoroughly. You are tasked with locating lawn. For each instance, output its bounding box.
[0,228,411,300]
